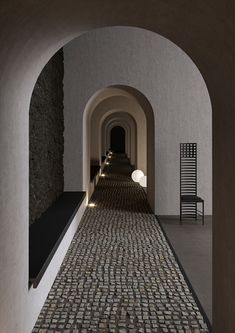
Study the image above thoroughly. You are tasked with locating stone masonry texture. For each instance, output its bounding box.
[29,49,64,224]
[32,154,209,332]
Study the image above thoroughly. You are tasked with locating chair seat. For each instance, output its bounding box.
[181,195,204,202]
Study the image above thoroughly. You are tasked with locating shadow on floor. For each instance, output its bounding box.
[158,215,212,324]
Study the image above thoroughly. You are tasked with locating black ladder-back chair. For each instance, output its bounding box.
[180,143,204,224]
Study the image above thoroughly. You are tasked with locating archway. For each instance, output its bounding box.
[110,126,126,153]
[0,17,222,330]
[107,122,128,155]
[102,111,137,168]
[26,27,211,331]
[82,85,153,206]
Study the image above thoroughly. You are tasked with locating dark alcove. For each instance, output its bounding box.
[29,48,64,225]
[29,49,85,287]
[110,126,125,153]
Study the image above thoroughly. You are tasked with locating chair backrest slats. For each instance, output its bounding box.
[180,143,197,197]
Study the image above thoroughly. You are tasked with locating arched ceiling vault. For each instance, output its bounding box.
[1,1,234,99]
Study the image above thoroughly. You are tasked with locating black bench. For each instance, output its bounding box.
[29,191,85,288]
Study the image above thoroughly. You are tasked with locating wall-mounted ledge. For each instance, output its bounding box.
[29,191,85,288]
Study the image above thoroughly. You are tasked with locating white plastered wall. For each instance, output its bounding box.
[64,26,212,215]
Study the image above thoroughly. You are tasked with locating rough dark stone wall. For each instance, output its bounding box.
[29,49,64,225]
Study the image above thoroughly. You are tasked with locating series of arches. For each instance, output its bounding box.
[83,85,155,208]
[104,114,134,160]
[26,27,212,332]
[0,2,233,330]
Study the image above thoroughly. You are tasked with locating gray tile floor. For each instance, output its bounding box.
[158,216,212,324]
[32,154,209,332]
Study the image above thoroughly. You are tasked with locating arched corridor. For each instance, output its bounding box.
[0,2,234,332]
[82,85,153,207]
[32,154,209,332]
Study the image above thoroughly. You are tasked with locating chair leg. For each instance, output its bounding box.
[180,201,182,224]
[202,200,204,225]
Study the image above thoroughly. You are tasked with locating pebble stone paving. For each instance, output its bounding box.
[32,154,209,333]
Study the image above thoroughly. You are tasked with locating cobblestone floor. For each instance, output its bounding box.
[32,154,209,333]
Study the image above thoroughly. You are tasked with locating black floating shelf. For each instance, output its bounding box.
[29,191,86,288]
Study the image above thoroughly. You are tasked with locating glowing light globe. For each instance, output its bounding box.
[139,175,147,187]
[131,169,144,182]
